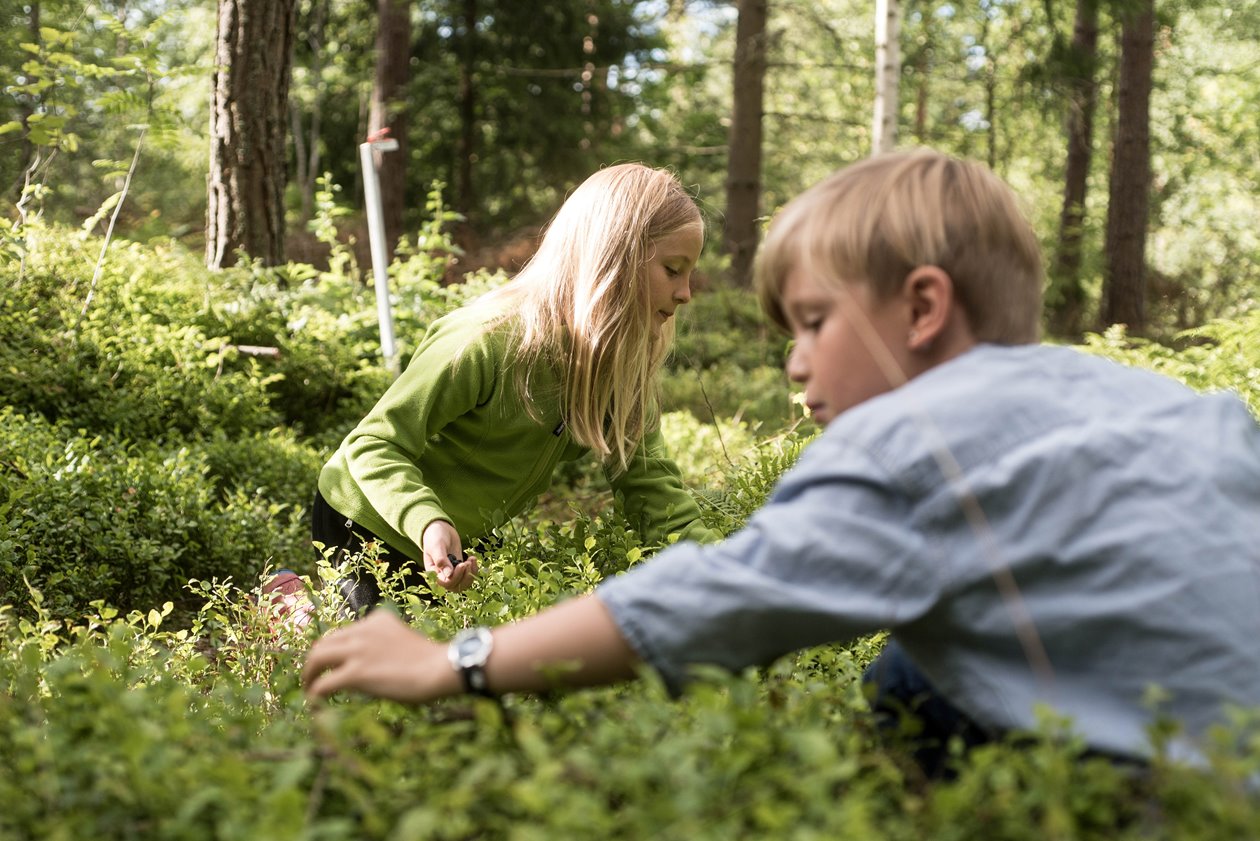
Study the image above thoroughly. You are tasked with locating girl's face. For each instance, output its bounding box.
[780,266,910,426]
[646,223,703,331]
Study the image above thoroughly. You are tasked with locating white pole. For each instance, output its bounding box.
[359,137,402,378]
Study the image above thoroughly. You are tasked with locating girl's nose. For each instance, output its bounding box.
[673,278,692,304]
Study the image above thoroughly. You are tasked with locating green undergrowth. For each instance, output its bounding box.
[3,557,1260,840]
[2,224,1259,837]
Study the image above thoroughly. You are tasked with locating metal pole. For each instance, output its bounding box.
[359,136,401,378]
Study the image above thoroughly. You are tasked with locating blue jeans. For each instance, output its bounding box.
[863,640,993,777]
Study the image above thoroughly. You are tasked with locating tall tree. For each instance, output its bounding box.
[291,0,330,226]
[454,0,477,248]
[724,0,767,289]
[1048,0,1100,339]
[872,0,901,154]
[206,0,299,269]
[1101,0,1155,333]
[368,0,411,256]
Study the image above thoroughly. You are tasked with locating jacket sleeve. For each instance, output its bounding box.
[598,435,937,695]
[605,424,724,547]
[339,316,503,553]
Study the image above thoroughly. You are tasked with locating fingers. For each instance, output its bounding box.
[301,610,440,701]
[424,549,477,590]
[420,520,480,591]
[301,618,364,699]
[443,553,479,592]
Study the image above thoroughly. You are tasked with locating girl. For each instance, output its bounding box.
[272,163,720,618]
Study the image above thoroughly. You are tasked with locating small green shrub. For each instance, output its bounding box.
[0,408,308,620]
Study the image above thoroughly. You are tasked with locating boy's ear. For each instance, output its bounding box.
[902,265,956,351]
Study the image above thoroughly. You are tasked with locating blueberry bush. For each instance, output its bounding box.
[2,220,1259,839]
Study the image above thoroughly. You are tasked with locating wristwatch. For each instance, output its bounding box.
[448,626,495,697]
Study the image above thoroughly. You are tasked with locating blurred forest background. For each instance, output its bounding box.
[3,0,1257,340]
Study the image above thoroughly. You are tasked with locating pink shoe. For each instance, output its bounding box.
[261,570,314,633]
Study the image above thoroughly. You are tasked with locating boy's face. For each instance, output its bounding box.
[781,267,910,426]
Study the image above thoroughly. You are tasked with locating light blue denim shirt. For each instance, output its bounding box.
[598,343,1260,760]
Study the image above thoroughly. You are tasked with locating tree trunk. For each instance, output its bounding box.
[1048,0,1100,339]
[368,0,411,257]
[978,9,997,169]
[1101,0,1155,334]
[723,0,767,289]
[292,0,329,226]
[454,0,478,251]
[912,22,931,143]
[206,0,298,270]
[872,0,901,154]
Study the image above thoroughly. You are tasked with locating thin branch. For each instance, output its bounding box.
[696,371,734,468]
[14,149,54,287]
[74,126,146,332]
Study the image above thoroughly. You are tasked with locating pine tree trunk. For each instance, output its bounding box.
[455,0,478,247]
[206,0,298,270]
[723,0,767,289]
[1101,0,1155,334]
[1049,0,1100,339]
[872,0,901,154]
[369,0,411,257]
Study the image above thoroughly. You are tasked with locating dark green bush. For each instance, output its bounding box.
[0,408,308,620]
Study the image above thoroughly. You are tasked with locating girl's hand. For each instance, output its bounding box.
[421,519,479,591]
[302,609,459,702]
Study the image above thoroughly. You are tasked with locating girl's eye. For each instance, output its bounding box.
[665,266,681,277]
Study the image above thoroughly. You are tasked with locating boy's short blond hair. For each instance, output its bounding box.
[756,149,1043,344]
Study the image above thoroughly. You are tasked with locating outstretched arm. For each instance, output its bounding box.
[301,594,640,703]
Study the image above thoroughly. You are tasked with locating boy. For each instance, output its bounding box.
[301,150,1260,771]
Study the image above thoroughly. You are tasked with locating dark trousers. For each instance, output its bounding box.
[310,489,426,617]
[862,640,993,777]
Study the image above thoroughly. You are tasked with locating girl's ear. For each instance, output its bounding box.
[902,265,957,352]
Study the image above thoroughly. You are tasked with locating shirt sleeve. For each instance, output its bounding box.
[597,435,944,694]
[341,317,503,551]
[605,423,724,546]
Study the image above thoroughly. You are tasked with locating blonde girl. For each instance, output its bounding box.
[287,163,720,616]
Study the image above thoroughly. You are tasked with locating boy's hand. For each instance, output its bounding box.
[421,520,479,591]
[302,610,459,702]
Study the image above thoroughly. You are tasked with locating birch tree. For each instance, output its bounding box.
[872,0,901,154]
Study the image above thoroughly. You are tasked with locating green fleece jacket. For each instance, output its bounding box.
[318,307,721,558]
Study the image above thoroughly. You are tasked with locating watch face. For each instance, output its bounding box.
[452,627,493,668]
[455,636,483,661]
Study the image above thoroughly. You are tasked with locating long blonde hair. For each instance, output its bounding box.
[465,163,702,470]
